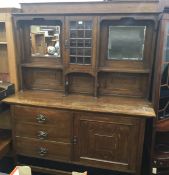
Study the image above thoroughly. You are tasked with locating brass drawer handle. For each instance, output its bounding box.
[38,147,48,157]
[36,114,47,123]
[37,131,48,140]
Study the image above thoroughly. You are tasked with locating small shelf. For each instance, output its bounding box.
[98,67,150,74]
[21,63,63,70]
[0,42,7,45]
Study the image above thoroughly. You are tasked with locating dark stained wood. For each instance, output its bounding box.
[64,16,97,76]
[3,90,155,118]
[98,72,149,98]
[14,105,73,143]
[22,68,64,92]
[15,123,72,142]
[98,67,150,74]
[20,2,162,14]
[21,63,63,69]
[30,165,72,175]
[0,130,11,159]
[15,137,72,162]
[8,2,164,175]
[68,73,95,95]
[74,112,145,174]
[14,105,73,125]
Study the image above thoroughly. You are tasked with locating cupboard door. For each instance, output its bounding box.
[65,16,97,71]
[74,113,145,173]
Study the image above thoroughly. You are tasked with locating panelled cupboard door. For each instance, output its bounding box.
[64,16,97,73]
[74,113,145,173]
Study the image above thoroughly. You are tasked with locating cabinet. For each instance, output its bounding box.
[3,1,162,175]
[74,113,145,173]
[13,105,73,162]
[0,8,20,161]
[152,9,169,174]
[0,8,20,90]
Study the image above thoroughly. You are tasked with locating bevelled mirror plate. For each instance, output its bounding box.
[108,26,146,61]
[30,25,60,57]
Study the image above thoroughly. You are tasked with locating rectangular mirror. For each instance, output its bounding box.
[30,25,60,57]
[108,26,146,61]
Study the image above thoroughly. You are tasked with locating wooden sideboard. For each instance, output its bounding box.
[3,90,155,175]
[2,1,165,175]
[0,8,20,162]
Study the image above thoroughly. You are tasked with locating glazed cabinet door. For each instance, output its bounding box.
[74,113,145,174]
[64,16,97,74]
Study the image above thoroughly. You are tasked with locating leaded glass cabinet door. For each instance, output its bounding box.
[157,21,169,120]
[65,16,97,74]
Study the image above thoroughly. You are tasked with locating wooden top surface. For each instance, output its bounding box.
[19,1,161,14]
[0,8,21,13]
[3,90,156,118]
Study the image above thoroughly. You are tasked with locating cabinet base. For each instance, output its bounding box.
[17,156,130,175]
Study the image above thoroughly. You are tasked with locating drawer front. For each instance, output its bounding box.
[15,123,72,142]
[13,105,73,125]
[16,137,72,161]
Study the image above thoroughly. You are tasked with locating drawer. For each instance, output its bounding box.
[13,105,73,125]
[16,137,72,161]
[15,123,72,142]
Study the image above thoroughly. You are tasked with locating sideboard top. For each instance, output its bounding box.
[3,90,155,118]
[19,1,163,14]
[0,8,21,13]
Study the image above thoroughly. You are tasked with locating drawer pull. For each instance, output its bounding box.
[37,131,48,140]
[38,147,48,156]
[36,114,47,123]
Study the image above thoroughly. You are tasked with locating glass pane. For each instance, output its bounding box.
[77,30,84,38]
[77,21,84,29]
[108,26,146,60]
[70,39,76,47]
[84,57,91,64]
[70,30,77,38]
[70,21,77,30]
[77,57,84,64]
[31,25,60,57]
[77,48,84,55]
[77,39,84,47]
[85,39,92,47]
[69,20,92,65]
[85,21,92,30]
[85,30,92,38]
[84,48,91,56]
[70,56,76,63]
[70,48,76,55]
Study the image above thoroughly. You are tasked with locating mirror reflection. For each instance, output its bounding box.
[108,26,146,61]
[30,25,60,57]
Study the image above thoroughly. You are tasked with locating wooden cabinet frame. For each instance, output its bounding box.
[5,1,167,175]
